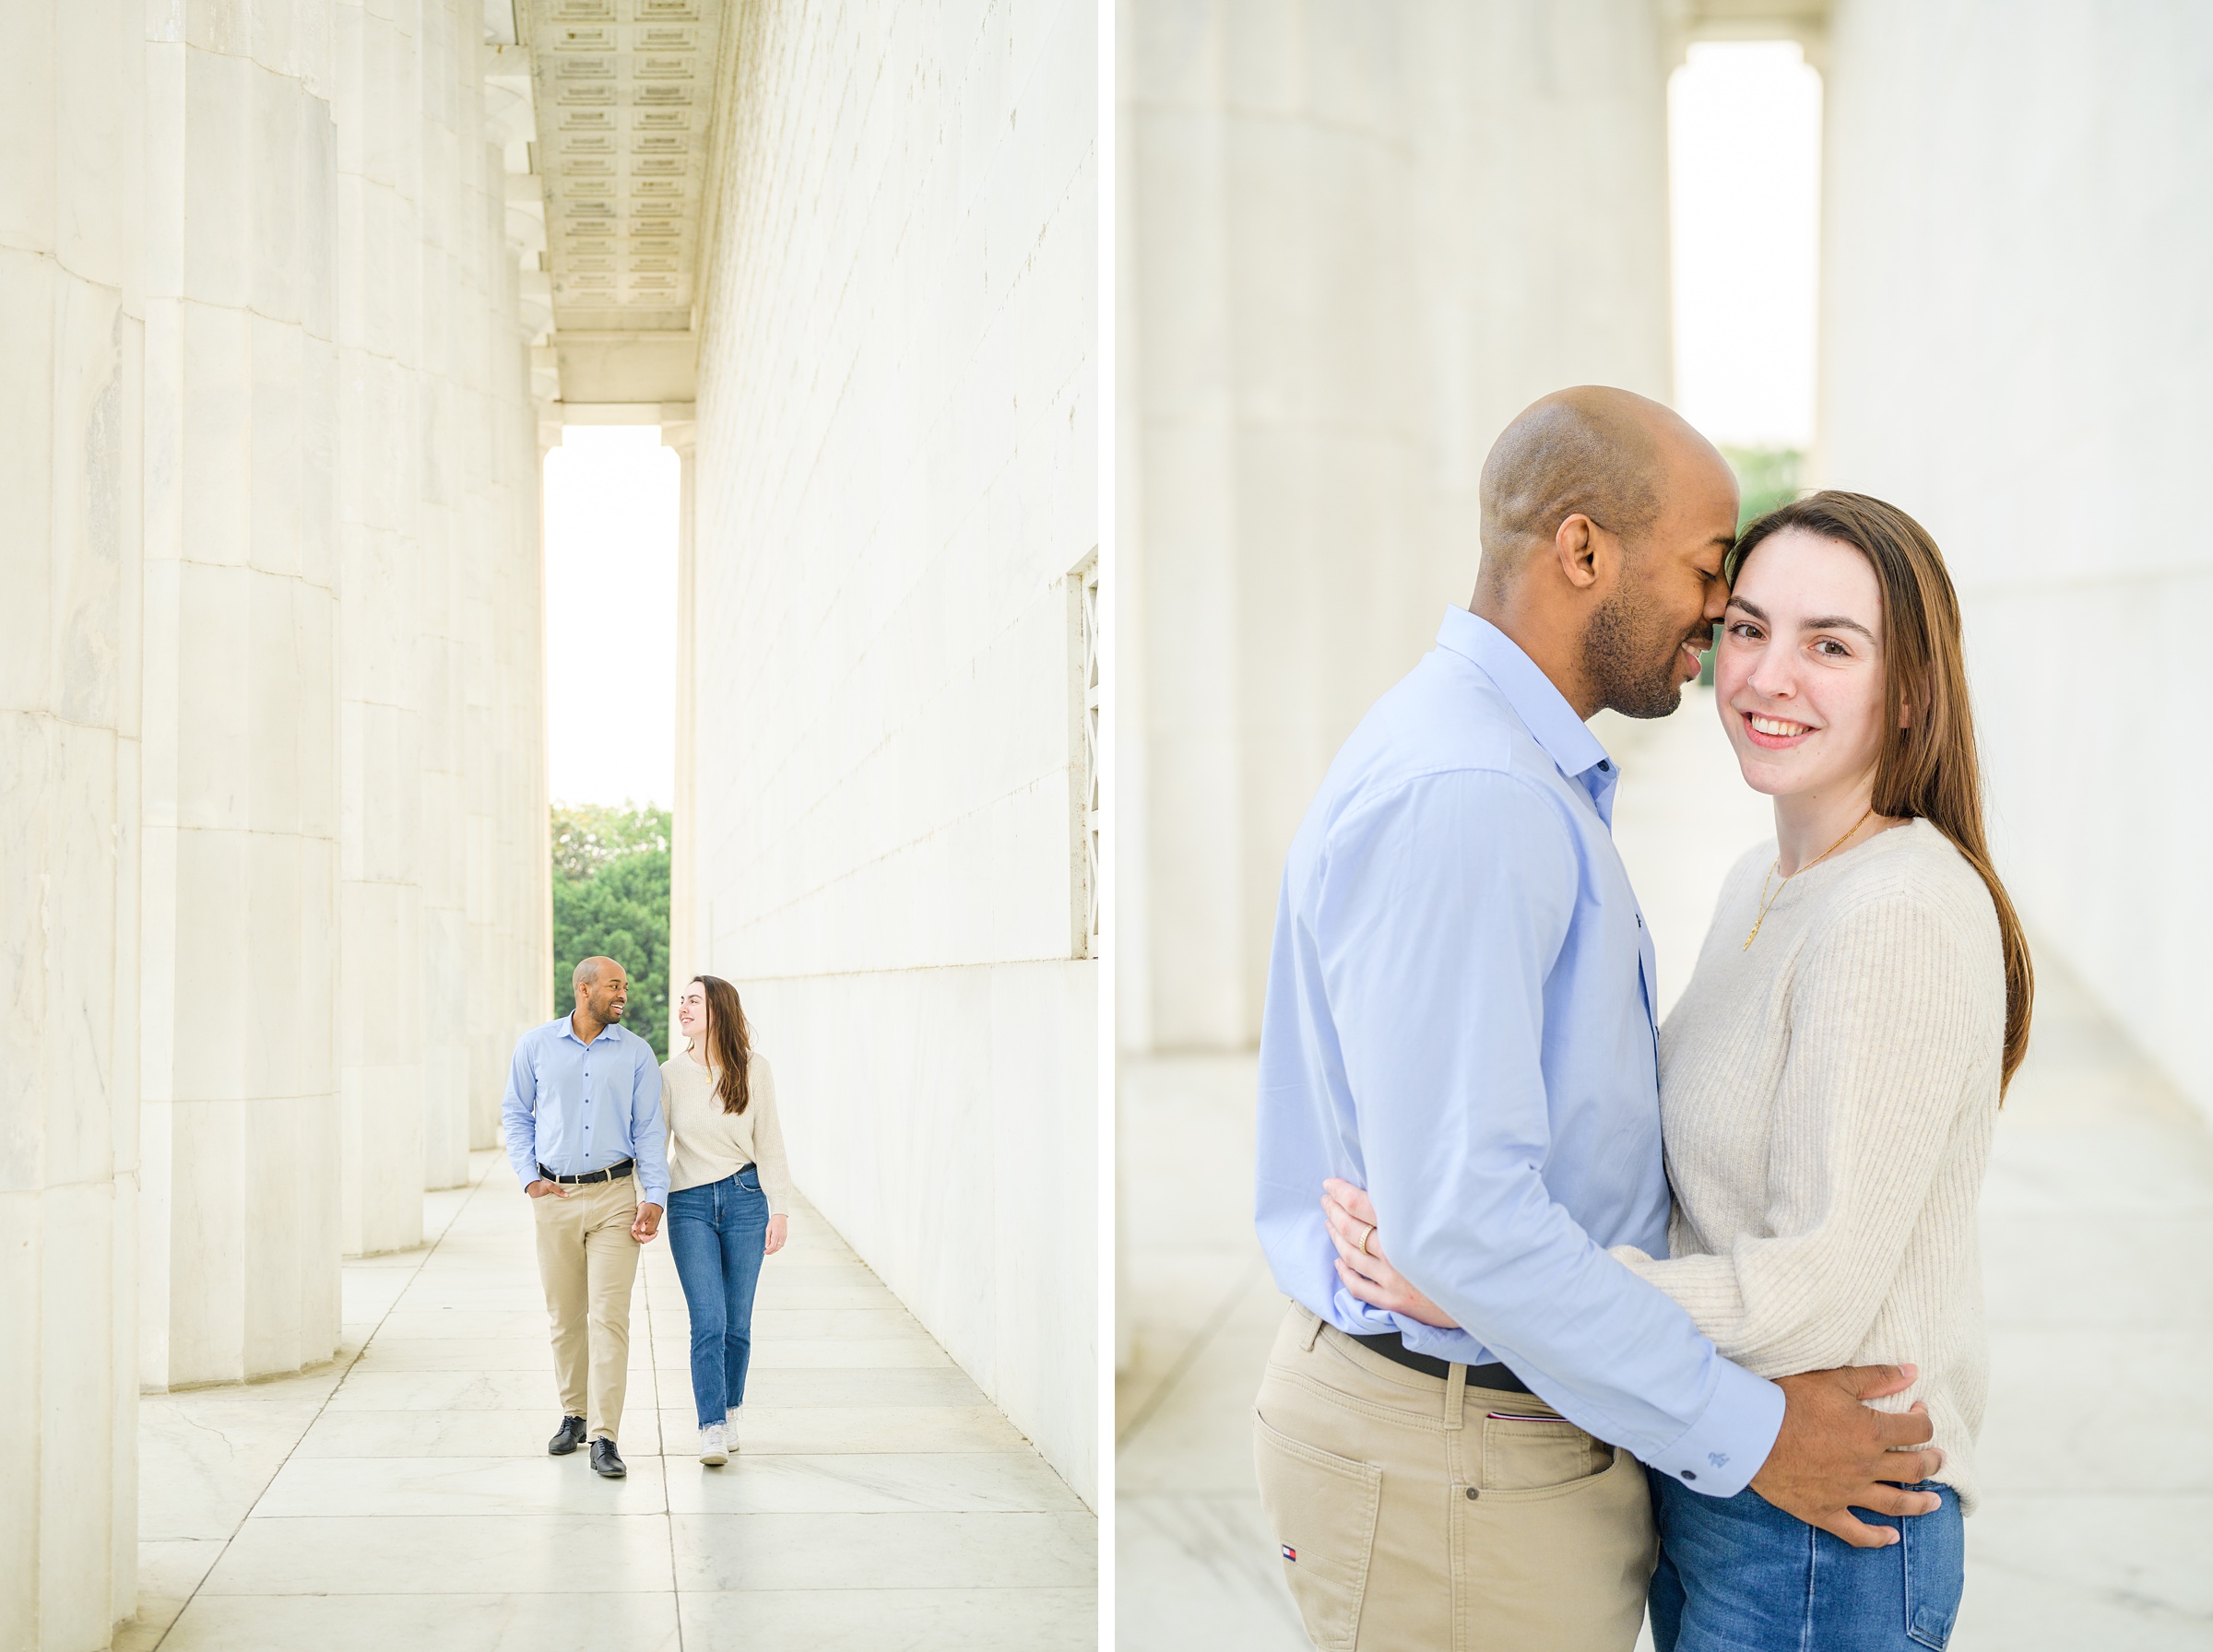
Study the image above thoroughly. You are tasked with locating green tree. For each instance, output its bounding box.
[1722,445,1804,531]
[550,802,671,1058]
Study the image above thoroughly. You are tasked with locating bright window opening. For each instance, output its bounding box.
[541,423,681,1045]
[1669,40,1824,478]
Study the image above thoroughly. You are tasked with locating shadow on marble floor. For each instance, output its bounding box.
[1115,688,2213,1651]
[124,1151,1095,1652]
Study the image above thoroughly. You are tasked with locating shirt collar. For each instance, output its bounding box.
[557,1015,619,1048]
[1435,608,1618,815]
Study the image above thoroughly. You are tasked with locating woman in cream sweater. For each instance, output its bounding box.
[1324,493,2033,1650]
[665,974,793,1465]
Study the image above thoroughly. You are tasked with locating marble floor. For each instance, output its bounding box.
[124,1156,1095,1651]
[1115,687,2213,1650]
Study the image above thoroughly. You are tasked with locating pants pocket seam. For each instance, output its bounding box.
[1474,1441,1633,1504]
[1253,1410,1383,1652]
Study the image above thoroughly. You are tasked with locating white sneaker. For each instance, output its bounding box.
[697,1422,728,1466]
[723,1408,741,1453]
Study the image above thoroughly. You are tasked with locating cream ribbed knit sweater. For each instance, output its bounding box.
[1613,818,2005,1512]
[662,1050,793,1212]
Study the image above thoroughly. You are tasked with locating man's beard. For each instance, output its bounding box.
[1583,587,1699,720]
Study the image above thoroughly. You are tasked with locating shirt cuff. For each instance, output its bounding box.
[1642,1358,1784,1499]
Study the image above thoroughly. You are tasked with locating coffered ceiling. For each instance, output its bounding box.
[514,0,732,406]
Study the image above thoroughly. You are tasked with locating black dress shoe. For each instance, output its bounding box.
[591,1437,626,1479]
[548,1415,587,1457]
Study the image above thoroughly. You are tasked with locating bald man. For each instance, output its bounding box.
[502,955,669,1478]
[1249,389,1942,1649]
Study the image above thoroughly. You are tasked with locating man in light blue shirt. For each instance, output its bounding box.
[1251,389,1942,1649]
[503,955,669,1478]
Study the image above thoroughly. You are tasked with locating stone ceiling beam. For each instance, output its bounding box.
[514,0,735,414]
[1659,0,1833,66]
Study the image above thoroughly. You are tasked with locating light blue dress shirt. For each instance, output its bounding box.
[1254,608,1785,1497]
[503,1016,670,1205]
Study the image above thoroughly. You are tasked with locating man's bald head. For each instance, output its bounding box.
[1466,386,1740,721]
[572,956,620,993]
[571,955,631,1027]
[1476,386,1718,597]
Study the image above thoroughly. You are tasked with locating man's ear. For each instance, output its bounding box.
[1554,513,1604,590]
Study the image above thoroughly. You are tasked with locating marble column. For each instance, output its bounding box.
[1122,0,1675,1050]
[331,0,429,1256]
[414,0,485,1193]
[467,60,550,1151]
[464,131,511,1150]
[1,6,145,1639]
[664,416,698,1044]
[466,360,549,1152]
[139,0,346,1390]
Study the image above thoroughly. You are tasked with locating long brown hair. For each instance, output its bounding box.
[690,974,752,1115]
[1731,490,2033,1093]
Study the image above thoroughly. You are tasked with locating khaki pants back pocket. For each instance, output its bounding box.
[1253,1410,1383,1651]
[1481,1415,1608,1493]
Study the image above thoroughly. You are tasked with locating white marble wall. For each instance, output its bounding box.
[1119,0,1677,1053]
[1818,0,2213,1121]
[1,7,145,1642]
[138,0,348,1390]
[688,0,1099,1503]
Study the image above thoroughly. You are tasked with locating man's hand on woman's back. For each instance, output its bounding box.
[1751,1363,1944,1548]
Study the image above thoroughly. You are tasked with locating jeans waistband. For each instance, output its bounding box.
[673,1163,759,1195]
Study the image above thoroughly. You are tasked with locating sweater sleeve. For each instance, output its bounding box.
[1615,886,1995,1377]
[751,1056,793,1215]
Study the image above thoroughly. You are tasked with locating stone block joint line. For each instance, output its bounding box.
[128,1150,1096,1649]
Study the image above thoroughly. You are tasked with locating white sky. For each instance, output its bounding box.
[543,425,680,808]
[1669,41,1824,450]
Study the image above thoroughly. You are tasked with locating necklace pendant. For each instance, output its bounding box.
[1742,921,1760,950]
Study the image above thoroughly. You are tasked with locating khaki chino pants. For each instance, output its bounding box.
[1253,1305,1655,1652]
[530,1174,641,1442]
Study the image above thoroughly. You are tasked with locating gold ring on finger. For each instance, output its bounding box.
[1360,1223,1377,1257]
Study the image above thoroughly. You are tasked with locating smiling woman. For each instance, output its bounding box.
[1723,490,2035,1087]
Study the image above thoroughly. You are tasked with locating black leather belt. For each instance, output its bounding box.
[1350,1330,1533,1395]
[538,1159,633,1186]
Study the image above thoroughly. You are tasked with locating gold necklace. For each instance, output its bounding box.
[1744,806,1876,950]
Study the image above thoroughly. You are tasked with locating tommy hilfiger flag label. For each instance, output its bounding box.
[1281,1544,1297,1563]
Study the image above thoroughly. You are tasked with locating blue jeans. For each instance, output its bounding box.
[666,1168,769,1427]
[1650,1469,1964,1652]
